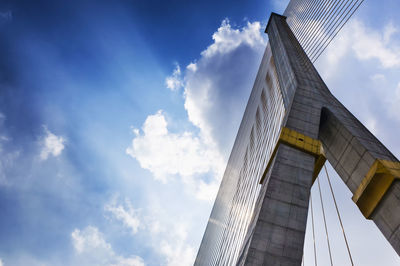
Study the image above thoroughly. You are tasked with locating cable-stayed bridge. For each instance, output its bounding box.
[195,0,400,265]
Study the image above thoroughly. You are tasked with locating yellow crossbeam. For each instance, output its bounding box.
[259,127,326,184]
[352,159,400,219]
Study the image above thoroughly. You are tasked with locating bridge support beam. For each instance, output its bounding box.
[238,13,400,265]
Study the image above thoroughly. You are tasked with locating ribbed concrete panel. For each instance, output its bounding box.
[194,44,286,265]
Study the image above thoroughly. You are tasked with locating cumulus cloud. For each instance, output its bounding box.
[142,205,196,266]
[105,196,196,266]
[128,20,266,201]
[40,127,66,160]
[72,226,109,254]
[383,22,398,44]
[158,224,195,266]
[104,194,197,265]
[71,226,145,266]
[104,196,141,235]
[127,110,223,184]
[186,62,197,72]
[321,19,400,76]
[183,19,266,154]
[165,64,183,91]
[200,19,265,58]
[351,21,400,68]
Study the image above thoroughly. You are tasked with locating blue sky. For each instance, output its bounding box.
[0,0,400,265]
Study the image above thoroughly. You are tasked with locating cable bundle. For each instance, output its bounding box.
[283,0,365,62]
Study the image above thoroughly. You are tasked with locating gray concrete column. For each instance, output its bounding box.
[238,146,315,265]
[238,13,324,265]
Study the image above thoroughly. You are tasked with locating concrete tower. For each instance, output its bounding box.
[195,13,400,266]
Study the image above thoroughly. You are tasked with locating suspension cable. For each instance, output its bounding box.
[310,193,318,266]
[311,0,365,62]
[308,0,358,60]
[324,165,354,266]
[283,0,366,63]
[317,176,334,266]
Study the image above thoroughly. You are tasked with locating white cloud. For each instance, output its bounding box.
[72,226,109,254]
[126,110,224,200]
[183,20,266,155]
[104,196,196,266]
[0,258,3,266]
[322,19,400,73]
[40,127,65,160]
[351,21,400,68]
[159,226,195,266]
[383,22,398,44]
[186,62,197,72]
[104,196,141,235]
[71,226,145,266]
[195,179,220,202]
[128,20,266,201]
[165,64,183,91]
[201,19,265,58]
[124,21,267,265]
[143,206,196,266]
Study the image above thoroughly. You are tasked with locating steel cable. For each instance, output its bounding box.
[309,0,355,57]
[283,0,365,63]
[285,0,323,47]
[286,0,318,42]
[311,0,365,62]
[295,0,332,48]
[324,165,355,266]
[308,0,356,59]
[304,0,347,53]
[291,0,320,43]
[310,194,318,266]
[301,0,341,52]
[317,176,334,266]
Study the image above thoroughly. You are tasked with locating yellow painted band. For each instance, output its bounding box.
[259,127,326,184]
[352,159,400,219]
